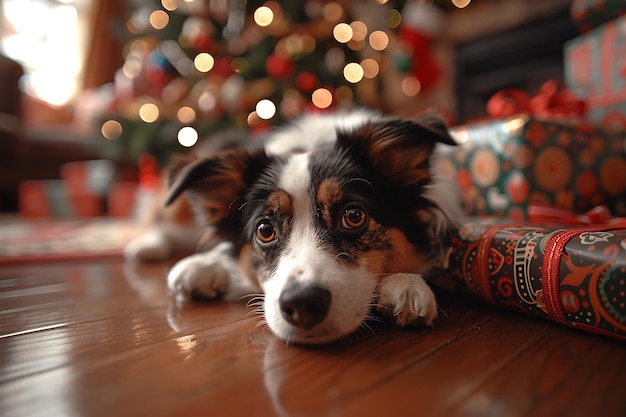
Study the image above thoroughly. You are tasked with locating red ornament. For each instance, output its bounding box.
[265,54,295,80]
[296,71,318,92]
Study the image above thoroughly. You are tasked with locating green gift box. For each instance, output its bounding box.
[438,115,626,219]
[564,16,626,127]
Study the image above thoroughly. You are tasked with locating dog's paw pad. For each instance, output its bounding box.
[377,273,438,327]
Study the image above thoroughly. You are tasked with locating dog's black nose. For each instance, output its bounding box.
[279,285,331,329]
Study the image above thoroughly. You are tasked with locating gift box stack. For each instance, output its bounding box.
[17,154,158,219]
[433,1,626,341]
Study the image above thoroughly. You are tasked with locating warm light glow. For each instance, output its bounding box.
[177,106,196,124]
[2,1,82,106]
[333,23,353,43]
[161,0,178,11]
[122,59,142,78]
[323,2,343,22]
[369,30,389,51]
[139,103,159,123]
[129,39,149,58]
[247,111,261,126]
[149,10,170,30]
[254,6,274,27]
[350,21,368,42]
[388,9,402,28]
[256,99,276,119]
[101,120,123,140]
[194,53,215,72]
[452,0,472,8]
[231,57,249,74]
[343,63,364,83]
[361,58,379,79]
[178,126,199,147]
[401,76,421,96]
[505,116,528,135]
[312,88,333,109]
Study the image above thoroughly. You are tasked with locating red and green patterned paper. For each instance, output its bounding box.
[565,15,626,127]
[438,115,626,219]
[571,0,626,32]
[433,217,626,341]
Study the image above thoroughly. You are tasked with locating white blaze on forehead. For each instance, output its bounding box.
[279,153,316,249]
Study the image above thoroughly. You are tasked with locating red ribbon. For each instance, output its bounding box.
[527,204,626,227]
[487,79,587,119]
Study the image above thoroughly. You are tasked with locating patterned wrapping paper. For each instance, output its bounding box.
[564,16,626,127]
[571,0,626,32]
[432,216,626,341]
[438,115,626,219]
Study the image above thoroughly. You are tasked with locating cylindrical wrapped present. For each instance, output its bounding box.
[433,212,626,341]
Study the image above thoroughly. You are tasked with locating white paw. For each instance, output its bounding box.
[124,230,172,261]
[167,242,240,302]
[376,273,438,327]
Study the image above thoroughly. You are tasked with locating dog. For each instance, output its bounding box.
[124,109,461,344]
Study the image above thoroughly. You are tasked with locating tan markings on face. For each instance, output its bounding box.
[264,189,293,236]
[316,179,343,226]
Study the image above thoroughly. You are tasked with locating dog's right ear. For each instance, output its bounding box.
[165,148,269,224]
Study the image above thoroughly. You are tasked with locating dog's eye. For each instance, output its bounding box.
[341,207,367,230]
[256,220,276,244]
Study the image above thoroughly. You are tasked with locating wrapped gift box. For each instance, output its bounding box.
[19,180,103,218]
[571,0,626,32]
[439,115,626,218]
[432,215,626,341]
[564,16,626,127]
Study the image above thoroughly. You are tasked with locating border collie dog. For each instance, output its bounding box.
[125,109,461,344]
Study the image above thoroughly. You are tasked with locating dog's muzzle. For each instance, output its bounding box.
[278,283,331,330]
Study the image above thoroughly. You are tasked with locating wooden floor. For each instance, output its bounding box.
[1,259,625,417]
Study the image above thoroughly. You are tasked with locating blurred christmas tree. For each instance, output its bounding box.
[96,0,447,164]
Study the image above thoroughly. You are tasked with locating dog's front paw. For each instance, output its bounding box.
[167,242,239,302]
[376,273,438,327]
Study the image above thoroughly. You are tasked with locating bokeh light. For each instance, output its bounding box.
[333,23,353,43]
[194,52,215,72]
[361,58,379,79]
[343,62,364,83]
[178,126,199,147]
[369,30,389,51]
[101,120,123,140]
[149,10,169,30]
[139,103,159,123]
[350,21,367,42]
[401,76,421,96]
[254,6,274,27]
[312,88,333,109]
[177,106,196,124]
[452,0,472,8]
[256,99,276,119]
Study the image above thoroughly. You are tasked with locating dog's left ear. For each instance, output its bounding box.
[337,112,456,187]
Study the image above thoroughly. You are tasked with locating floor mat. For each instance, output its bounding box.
[0,218,142,264]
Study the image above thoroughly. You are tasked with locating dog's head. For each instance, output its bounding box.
[166,112,459,344]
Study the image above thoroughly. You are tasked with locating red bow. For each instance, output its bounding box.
[527,205,626,226]
[487,80,587,119]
